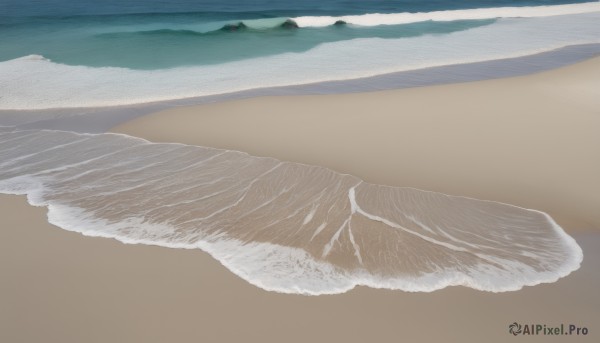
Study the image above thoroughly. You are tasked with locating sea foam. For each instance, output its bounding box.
[142,3,600,32]
[292,2,600,27]
[0,11,599,110]
[0,128,583,295]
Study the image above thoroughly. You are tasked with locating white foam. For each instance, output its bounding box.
[12,54,51,62]
[39,202,585,295]
[0,129,585,295]
[40,201,353,295]
[292,2,600,27]
[0,12,599,110]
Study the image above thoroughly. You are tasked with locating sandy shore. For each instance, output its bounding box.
[2,57,599,341]
[115,57,600,232]
[1,194,598,342]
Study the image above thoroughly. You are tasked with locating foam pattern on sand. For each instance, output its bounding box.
[0,128,583,294]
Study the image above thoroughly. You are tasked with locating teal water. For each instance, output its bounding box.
[1,18,495,69]
[0,1,599,109]
[0,0,592,69]
[0,1,597,296]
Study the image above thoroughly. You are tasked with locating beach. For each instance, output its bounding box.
[1,56,599,342]
[115,57,600,232]
[1,194,598,343]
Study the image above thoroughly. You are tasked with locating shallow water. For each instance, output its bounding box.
[0,128,582,294]
[1,3,599,109]
[0,0,594,295]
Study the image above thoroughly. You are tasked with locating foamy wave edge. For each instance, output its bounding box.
[0,129,584,296]
[1,10,599,110]
[292,2,600,27]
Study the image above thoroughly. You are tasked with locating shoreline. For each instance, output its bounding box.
[113,56,600,232]
[1,43,599,133]
[2,4,600,341]
[1,45,599,342]
[1,193,598,342]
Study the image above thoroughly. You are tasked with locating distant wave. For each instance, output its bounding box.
[96,18,490,41]
[95,2,600,36]
[292,2,600,27]
[219,18,300,31]
[0,128,583,294]
[96,18,302,38]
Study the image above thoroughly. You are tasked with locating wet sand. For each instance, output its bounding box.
[1,195,598,342]
[115,57,600,232]
[2,56,599,341]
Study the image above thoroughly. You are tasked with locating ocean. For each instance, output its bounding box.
[0,1,598,295]
[1,0,599,109]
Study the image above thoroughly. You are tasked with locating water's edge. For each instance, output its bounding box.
[0,128,585,295]
[0,43,598,133]
[0,43,594,295]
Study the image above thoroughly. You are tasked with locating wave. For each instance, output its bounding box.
[98,18,301,37]
[94,19,491,45]
[93,2,600,36]
[220,18,300,31]
[1,11,598,110]
[0,128,583,294]
[291,2,600,27]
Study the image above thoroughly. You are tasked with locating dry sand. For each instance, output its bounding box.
[115,57,600,232]
[2,57,600,342]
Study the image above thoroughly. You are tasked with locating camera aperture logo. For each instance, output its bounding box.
[509,322,589,336]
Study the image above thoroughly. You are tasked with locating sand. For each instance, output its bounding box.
[1,195,599,342]
[115,57,600,232]
[2,57,600,342]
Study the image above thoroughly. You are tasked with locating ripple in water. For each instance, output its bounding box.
[0,128,582,295]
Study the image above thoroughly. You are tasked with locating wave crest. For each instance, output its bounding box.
[292,2,600,27]
[1,11,599,110]
[97,3,600,37]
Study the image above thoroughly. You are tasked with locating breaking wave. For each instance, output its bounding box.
[96,18,302,37]
[97,3,600,34]
[291,2,600,27]
[1,10,599,110]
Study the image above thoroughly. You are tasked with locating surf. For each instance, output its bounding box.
[1,11,599,110]
[291,2,600,27]
[0,128,583,295]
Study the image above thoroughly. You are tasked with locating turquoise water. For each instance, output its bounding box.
[2,0,586,17]
[0,18,495,69]
[0,0,591,69]
[0,1,599,109]
[0,1,597,295]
